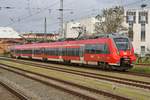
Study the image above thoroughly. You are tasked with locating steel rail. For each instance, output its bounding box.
[0,63,130,100]
[2,57,150,78]
[4,58,150,90]
[0,80,29,100]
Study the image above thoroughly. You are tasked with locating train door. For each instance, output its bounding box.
[32,48,34,57]
[80,45,84,63]
[84,44,98,61]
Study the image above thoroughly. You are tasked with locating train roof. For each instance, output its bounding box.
[11,33,128,49]
[92,33,128,39]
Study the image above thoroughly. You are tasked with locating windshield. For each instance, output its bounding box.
[114,38,130,51]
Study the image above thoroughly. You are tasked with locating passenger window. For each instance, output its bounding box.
[85,44,109,54]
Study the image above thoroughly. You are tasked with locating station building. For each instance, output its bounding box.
[22,33,59,41]
[0,27,60,54]
[0,27,21,54]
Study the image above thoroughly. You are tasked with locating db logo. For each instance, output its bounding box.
[124,52,127,55]
[91,55,94,58]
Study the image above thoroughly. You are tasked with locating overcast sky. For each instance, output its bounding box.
[0,0,149,33]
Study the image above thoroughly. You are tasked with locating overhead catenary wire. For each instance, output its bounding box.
[2,0,150,33]
[4,0,75,33]
[5,1,59,27]
[64,0,150,23]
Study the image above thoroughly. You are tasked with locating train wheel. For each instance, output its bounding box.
[121,69,127,72]
[103,63,108,70]
[105,63,110,70]
[10,54,13,58]
[98,62,101,68]
[63,60,71,64]
[16,56,21,59]
[98,62,104,70]
[108,65,112,71]
[98,62,109,70]
[29,56,32,60]
[42,58,47,62]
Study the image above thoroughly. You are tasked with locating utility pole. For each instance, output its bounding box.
[64,22,68,38]
[27,0,31,15]
[59,0,64,38]
[44,17,47,41]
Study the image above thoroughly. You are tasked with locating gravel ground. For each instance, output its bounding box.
[0,68,85,100]
[0,84,20,100]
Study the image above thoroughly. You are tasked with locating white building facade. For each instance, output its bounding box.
[124,9,150,56]
[64,17,98,38]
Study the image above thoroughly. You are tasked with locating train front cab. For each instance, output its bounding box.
[109,37,136,71]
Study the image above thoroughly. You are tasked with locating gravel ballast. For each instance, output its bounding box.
[0,68,85,100]
[0,84,20,100]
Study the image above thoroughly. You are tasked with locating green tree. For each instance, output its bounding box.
[95,6,126,34]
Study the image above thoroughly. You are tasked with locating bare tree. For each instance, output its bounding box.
[95,6,126,34]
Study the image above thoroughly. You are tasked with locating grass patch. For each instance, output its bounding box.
[129,65,150,74]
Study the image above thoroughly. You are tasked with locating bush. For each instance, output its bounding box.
[136,57,150,64]
[3,51,10,57]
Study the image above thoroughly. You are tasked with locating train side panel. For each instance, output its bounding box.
[10,36,136,71]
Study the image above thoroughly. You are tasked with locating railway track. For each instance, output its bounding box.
[2,57,150,78]
[0,78,29,100]
[119,71,150,78]
[3,58,150,91]
[0,63,130,100]
[136,64,150,66]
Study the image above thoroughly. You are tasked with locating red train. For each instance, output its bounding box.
[10,34,136,71]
